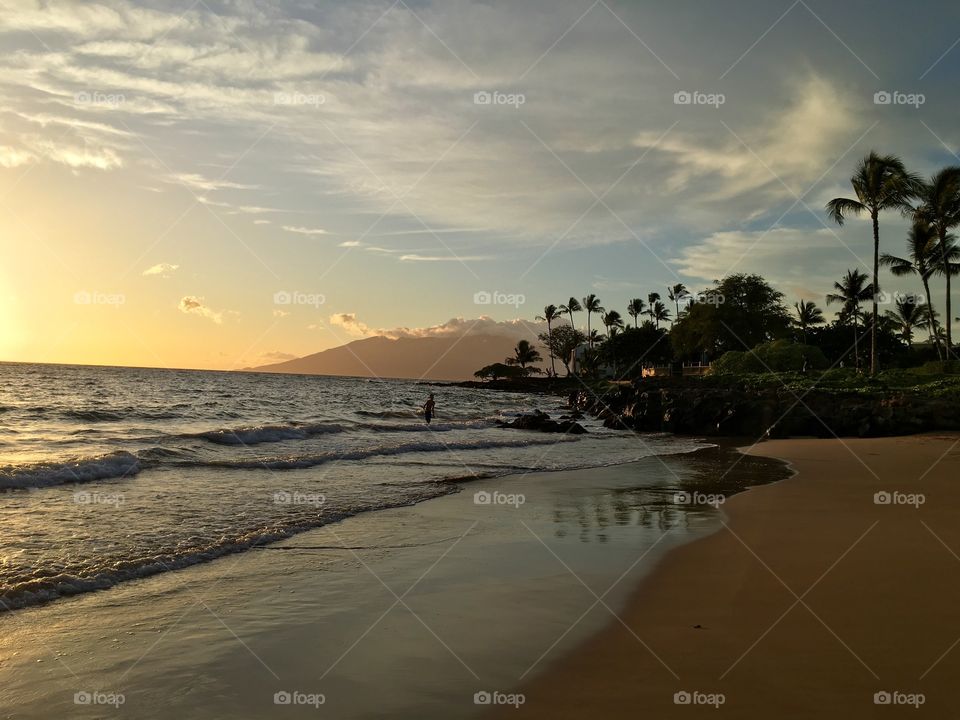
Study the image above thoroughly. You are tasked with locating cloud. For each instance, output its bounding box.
[178,296,223,324]
[328,312,371,337]
[671,228,871,301]
[0,146,34,168]
[328,313,541,341]
[282,225,329,236]
[338,240,361,247]
[260,350,297,362]
[272,309,289,317]
[399,254,492,262]
[142,262,179,277]
[167,173,258,192]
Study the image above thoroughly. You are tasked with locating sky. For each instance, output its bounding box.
[1,0,959,369]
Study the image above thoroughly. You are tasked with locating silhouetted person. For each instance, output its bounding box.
[423,393,435,424]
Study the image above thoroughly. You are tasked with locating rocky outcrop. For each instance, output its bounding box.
[573,379,960,439]
[496,410,588,435]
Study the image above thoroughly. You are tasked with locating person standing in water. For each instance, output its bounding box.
[423,393,436,424]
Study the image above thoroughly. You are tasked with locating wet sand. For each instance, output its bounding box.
[493,434,960,719]
[0,448,782,719]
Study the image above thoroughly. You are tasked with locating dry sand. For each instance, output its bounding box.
[494,434,960,719]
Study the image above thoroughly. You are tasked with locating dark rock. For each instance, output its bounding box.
[498,411,588,435]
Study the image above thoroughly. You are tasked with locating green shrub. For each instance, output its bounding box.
[711,340,828,375]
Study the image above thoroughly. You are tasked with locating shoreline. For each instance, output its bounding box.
[0,444,784,719]
[491,433,960,718]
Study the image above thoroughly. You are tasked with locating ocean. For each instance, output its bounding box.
[0,362,709,612]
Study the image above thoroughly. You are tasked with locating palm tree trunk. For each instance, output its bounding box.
[853,315,860,371]
[940,227,954,361]
[922,275,943,361]
[587,312,592,348]
[546,319,556,377]
[871,211,880,374]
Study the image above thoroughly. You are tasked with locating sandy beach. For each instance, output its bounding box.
[1,446,782,719]
[494,433,960,718]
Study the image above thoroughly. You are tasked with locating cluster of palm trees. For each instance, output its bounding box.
[520,152,960,378]
[826,152,960,372]
[533,287,689,376]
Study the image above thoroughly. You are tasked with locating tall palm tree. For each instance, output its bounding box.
[559,297,581,331]
[885,297,928,349]
[582,294,604,347]
[646,292,661,322]
[505,339,542,370]
[793,299,825,343]
[602,310,624,337]
[650,301,671,329]
[626,298,645,328]
[826,151,922,374]
[536,304,561,377]
[667,284,688,322]
[881,219,947,359]
[914,167,960,360]
[826,268,874,371]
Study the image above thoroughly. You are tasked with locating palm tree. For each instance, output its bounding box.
[667,284,688,322]
[505,339,542,370]
[650,301,671,329]
[793,299,825,343]
[914,167,960,360]
[826,268,874,371]
[626,298,646,328]
[885,297,928,348]
[826,151,922,374]
[881,219,947,359]
[559,297,582,331]
[536,304,560,377]
[582,294,604,347]
[602,310,624,337]
[646,292,661,322]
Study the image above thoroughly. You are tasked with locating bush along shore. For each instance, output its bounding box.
[571,372,960,439]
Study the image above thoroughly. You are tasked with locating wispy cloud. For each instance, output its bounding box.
[178,296,223,324]
[142,262,179,277]
[282,225,329,236]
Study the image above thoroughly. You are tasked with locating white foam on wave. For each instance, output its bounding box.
[0,451,141,490]
[192,436,574,471]
[194,422,344,445]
